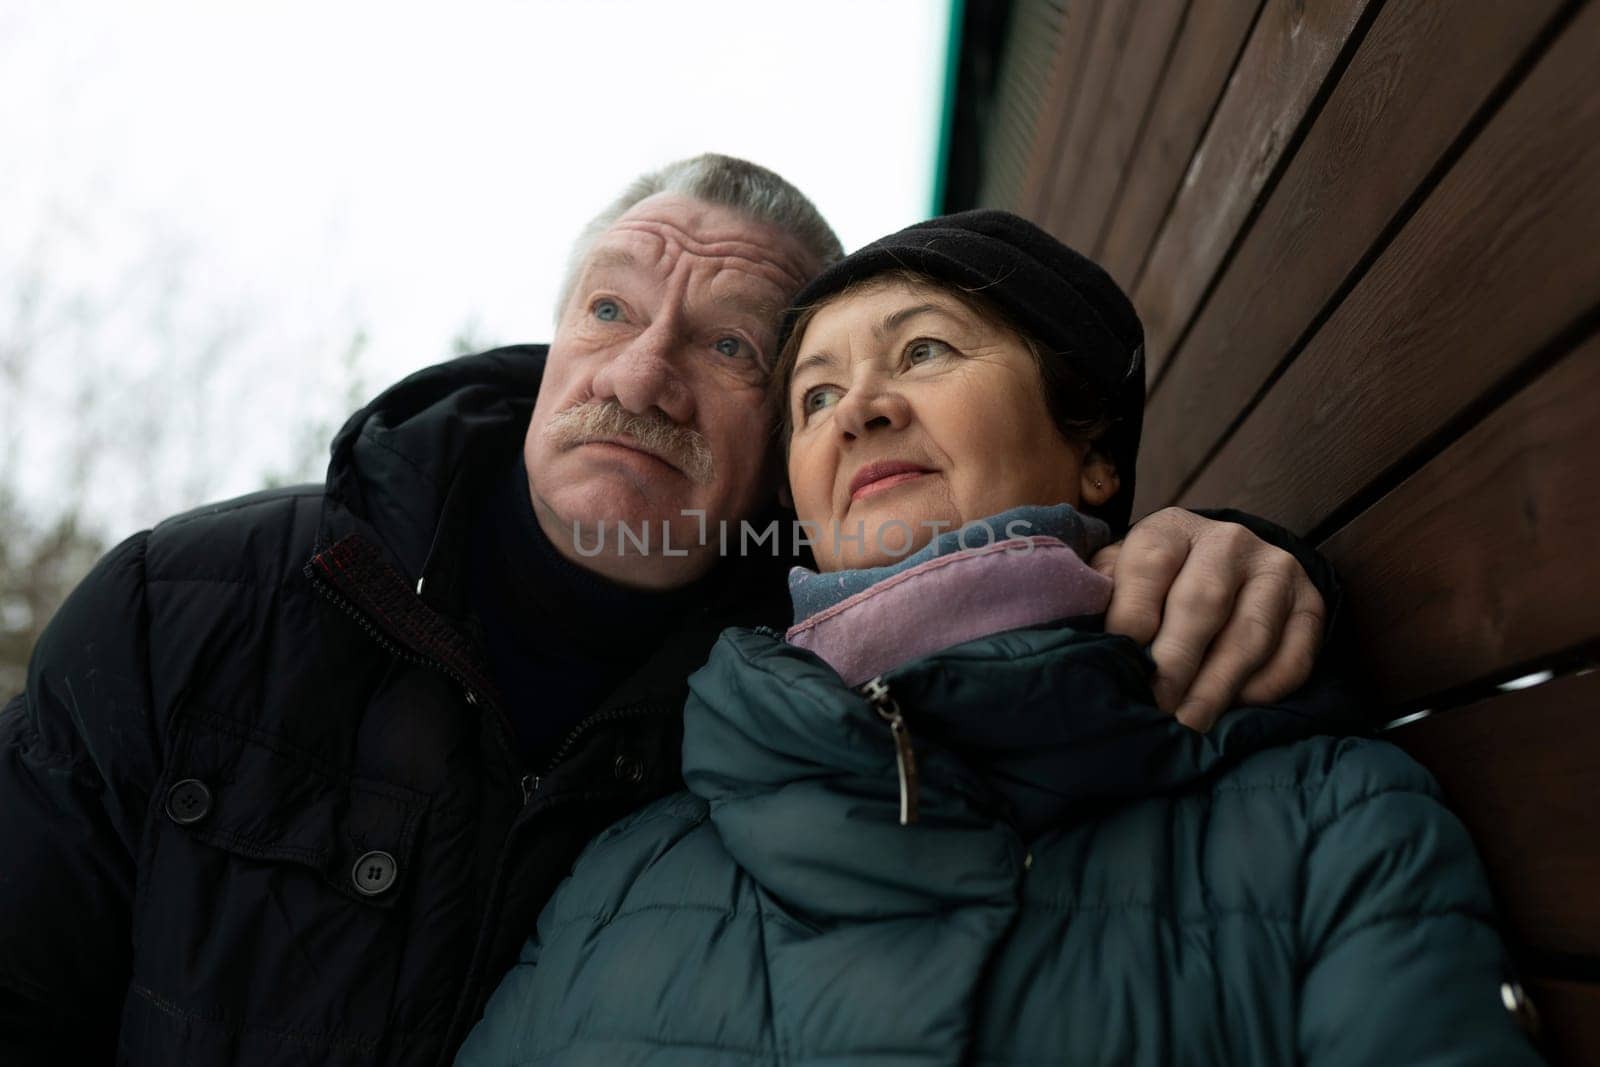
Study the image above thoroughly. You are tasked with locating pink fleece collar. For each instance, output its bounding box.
[785,536,1112,687]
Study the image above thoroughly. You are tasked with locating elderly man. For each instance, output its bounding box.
[0,155,1336,1066]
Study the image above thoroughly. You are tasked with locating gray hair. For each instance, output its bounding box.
[555,153,844,324]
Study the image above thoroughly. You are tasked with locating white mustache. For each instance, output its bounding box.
[543,400,716,487]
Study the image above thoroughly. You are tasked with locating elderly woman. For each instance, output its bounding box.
[457,212,1541,1065]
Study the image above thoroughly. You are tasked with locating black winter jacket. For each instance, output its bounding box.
[0,346,1343,1066]
[0,347,792,1066]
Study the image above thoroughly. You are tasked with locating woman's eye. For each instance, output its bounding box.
[907,338,954,365]
[800,386,841,418]
[591,298,622,322]
[713,336,747,360]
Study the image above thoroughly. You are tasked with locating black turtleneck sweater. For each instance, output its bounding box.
[467,452,709,766]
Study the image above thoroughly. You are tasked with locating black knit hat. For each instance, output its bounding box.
[777,209,1146,536]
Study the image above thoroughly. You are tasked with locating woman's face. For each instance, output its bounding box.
[785,278,1117,571]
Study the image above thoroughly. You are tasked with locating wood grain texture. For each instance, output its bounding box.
[1134,0,1565,514]
[981,0,1072,212]
[1132,0,1371,382]
[1388,669,1600,958]
[1095,0,1261,286]
[1178,1,1600,533]
[1523,976,1600,1067]
[1039,0,1137,236]
[1054,0,1190,251]
[1323,332,1600,704]
[1020,0,1104,220]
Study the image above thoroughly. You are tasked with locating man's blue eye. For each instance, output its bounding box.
[592,299,622,322]
[714,337,747,359]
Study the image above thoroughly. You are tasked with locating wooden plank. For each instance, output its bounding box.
[1055,0,1190,252]
[1094,0,1261,286]
[1131,0,1371,382]
[1038,0,1136,236]
[1020,0,1104,220]
[1017,0,1094,219]
[1323,332,1600,703]
[980,0,1071,212]
[1523,976,1600,1067]
[1134,0,1566,513]
[1388,670,1600,958]
[1177,2,1600,533]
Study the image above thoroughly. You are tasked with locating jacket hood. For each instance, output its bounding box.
[321,345,547,585]
[682,625,1344,920]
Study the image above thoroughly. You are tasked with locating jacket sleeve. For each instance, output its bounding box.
[0,533,163,1063]
[1296,740,1546,1065]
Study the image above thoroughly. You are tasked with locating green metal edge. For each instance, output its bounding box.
[929,0,966,214]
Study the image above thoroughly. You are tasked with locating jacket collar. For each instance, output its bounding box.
[784,504,1115,687]
[318,346,547,608]
[787,503,1111,624]
[682,626,1343,918]
[303,347,547,705]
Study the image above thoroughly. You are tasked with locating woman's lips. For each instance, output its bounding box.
[849,462,933,501]
[852,471,928,500]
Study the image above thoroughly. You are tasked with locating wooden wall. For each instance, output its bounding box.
[981,0,1600,1061]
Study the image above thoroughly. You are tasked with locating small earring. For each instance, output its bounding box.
[1093,479,1104,490]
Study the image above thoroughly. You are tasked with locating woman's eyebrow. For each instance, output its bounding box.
[792,350,839,379]
[878,303,954,336]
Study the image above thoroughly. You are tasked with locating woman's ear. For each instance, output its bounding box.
[1079,450,1120,508]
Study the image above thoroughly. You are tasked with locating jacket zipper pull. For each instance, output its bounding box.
[463,686,533,806]
[858,676,918,825]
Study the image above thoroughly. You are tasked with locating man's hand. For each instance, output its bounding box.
[1089,508,1326,731]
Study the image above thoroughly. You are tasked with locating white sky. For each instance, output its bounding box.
[0,0,951,540]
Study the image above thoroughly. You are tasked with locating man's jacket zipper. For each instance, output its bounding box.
[522,702,674,798]
[304,563,527,798]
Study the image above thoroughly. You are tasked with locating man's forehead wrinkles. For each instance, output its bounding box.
[610,218,810,287]
[593,230,669,268]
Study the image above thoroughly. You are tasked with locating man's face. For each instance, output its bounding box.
[525,193,817,589]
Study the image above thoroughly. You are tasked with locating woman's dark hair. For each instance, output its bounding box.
[769,269,1114,454]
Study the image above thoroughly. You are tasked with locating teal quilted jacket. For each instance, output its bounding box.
[458,625,1541,1066]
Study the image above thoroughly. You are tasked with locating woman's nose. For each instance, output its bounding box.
[833,381,911,440]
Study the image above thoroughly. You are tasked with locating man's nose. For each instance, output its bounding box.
[833,379,911,441]
[590,319,695,424]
